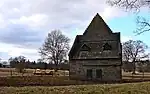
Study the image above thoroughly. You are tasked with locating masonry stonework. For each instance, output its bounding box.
[68,13,122,82]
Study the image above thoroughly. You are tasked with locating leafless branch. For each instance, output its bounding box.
[122,40,148,73]
[107,0,150,12]
[123,40,148,61]
[107,0,150,35]
[39,30,70,70]
[134,16,150,35]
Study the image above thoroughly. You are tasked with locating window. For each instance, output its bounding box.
[87,69,93,79]
[103,43,112,51]
[81,44,90,51]
[96,69,102,79]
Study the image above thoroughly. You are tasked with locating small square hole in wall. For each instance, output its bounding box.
[103,43,112,51]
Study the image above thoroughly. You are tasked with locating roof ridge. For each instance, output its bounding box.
[83,13,112,35]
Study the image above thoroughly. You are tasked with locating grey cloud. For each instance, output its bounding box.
[0,24,45,49]
[26,0,110,34]
[0,0,123,60]
[0,0,109,31]
[0,0,121,38]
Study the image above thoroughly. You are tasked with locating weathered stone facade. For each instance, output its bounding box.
[68,13,122,82]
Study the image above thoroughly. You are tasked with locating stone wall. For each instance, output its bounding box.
[69,60,122,81]
[69,14,122,82]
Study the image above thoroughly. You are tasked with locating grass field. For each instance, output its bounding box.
[0,68,150,86]
[0,68,69,77]
[0,68,150,93]
[122,71,150,81]
[0,68,150,80]
[0,82,150,94]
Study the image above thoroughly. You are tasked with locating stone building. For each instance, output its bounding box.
[68,13,122,82]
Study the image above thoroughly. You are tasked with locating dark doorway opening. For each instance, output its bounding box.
[96,69,102,79]
[87,69,93,79]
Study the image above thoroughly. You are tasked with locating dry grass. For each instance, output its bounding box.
[0,76,90,87]
[0,82,150,94]
[0,68,150,94]
[0,68,69,77]
[1,68,150,87]
[0,68,150,78]
[122,71,150,80]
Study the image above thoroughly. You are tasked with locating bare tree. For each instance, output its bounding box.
[9,56,26,76]
[2,61,7,65]
[37,58,43,63]
[122,40,149,74]
[39,30,70,72]
[107,0,150,34]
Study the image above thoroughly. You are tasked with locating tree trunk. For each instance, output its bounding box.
[142,69,144,79]
[54,62,58,72]
[54,65,58,72]
[132,59,136,74]
[54,68,58,72]
[10,69,13,77]
[132,61,136,74]
[142,65,144,80]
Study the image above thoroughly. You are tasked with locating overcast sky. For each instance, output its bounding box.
[0,0,149,62]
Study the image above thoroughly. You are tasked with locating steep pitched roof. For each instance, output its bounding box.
[83,13,112,35]
[68,35,82,58]
[69,13,114,59]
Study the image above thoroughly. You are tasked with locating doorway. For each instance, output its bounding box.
[87,69,93,79]
[96,69,102,79]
